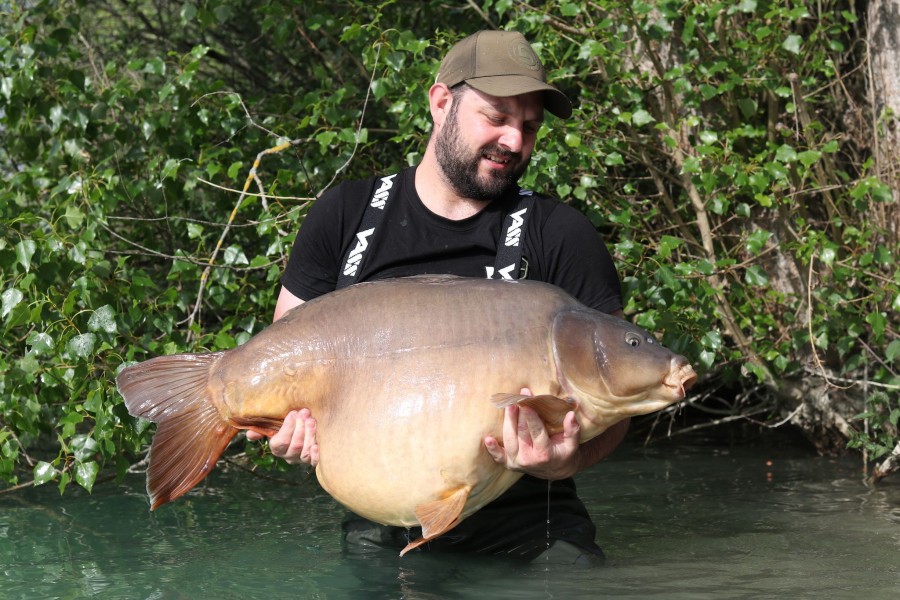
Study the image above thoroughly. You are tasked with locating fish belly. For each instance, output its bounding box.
[311,350,543,526]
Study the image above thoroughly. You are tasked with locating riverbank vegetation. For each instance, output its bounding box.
[2,0,898,495]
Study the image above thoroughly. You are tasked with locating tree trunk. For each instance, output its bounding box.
[867,0,900,241]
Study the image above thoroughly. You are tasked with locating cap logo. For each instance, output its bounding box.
[508,41,541,71]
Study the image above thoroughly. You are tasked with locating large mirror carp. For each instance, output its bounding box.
[117,275,697,555]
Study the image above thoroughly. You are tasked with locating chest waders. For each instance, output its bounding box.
[336,173,535,290]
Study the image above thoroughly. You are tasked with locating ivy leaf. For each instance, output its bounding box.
[632,109,655,126]
[744,265,769,286]
[746,229,772,254]
[782,34,803,54]
[866,312,886,339]
[604,152,624,166]
[657,235,685,259]
[775,144,798,162]
[798,150,821,167]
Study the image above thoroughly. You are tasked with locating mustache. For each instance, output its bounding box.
[481,145,522,164]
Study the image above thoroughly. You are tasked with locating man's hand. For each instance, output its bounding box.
[483,389,581,480]
[246,408,319,466]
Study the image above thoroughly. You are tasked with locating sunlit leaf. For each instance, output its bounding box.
[1,289,24,319]
[33,461,58,486]
[15,239,37,272]
[75,461,100,493]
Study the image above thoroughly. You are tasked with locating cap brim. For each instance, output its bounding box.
[466,75,573,119]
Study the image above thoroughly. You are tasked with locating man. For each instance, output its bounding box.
[248,30,629,565]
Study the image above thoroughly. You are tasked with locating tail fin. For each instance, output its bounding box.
[116,352,234,510]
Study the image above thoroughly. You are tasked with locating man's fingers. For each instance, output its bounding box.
[268,410,298,455]
[483,436,506,465]
[300,416,317,464]
[518,405,548,445]
[563,411,580,439]
[502,405,520,457]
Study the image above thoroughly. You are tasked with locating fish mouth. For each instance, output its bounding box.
[663,360,698,400]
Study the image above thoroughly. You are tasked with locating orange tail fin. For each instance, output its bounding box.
[116,352,234,510]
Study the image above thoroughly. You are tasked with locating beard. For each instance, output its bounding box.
[434,105,528,201]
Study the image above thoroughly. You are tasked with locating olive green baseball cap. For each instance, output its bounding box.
[436,30,573,119]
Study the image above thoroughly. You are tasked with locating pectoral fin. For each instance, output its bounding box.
[230,416,285,438]
[400,485,471,556]
[490,393,577,436]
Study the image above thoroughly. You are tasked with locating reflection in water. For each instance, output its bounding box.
[1,432,898,599]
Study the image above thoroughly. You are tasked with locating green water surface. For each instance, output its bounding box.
[2,432,898,599]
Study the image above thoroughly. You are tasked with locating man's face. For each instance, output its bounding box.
[435,87,544,201]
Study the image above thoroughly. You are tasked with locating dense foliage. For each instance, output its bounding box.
[1,0,897,495]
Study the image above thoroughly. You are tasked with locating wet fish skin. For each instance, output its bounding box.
[117,275,697,555]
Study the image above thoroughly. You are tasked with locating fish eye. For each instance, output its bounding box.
[625,332,641,347]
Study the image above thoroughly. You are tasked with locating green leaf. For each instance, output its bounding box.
[227,161,244,180]
[866,312,886,339]
[15,239,37,272]
[88,305,118,334]
[26,331,54,355]
[744,265,769,286]
[64,204,84,229]
[782,35,803,54]
[604,152,624,166]
[1,289,24,320]
[775,144,798,162]
[58,471,71,495]
[798,150,821,167]
[75,461,100,493]
[886,340,900,362]
[34,461,58,486]
[737,98,757,118]
[682,157,701,173]
[66,333,97,359]
[187,222,205,239]
[632,109,655,126]
[746,229,772,254]
[657,235,684,259]
[702,330,723,350]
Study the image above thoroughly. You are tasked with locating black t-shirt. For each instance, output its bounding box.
[282,166,622,313]
[281,166,622,558]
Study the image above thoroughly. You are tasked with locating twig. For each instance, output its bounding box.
[195,177,314,203]
[805,253,854,390]
[801,366,900,391]
[99,220,280,270]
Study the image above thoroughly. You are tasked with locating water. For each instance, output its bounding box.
[2,432,898,599]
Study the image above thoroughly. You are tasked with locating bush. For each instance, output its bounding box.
[1,0,897,494]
